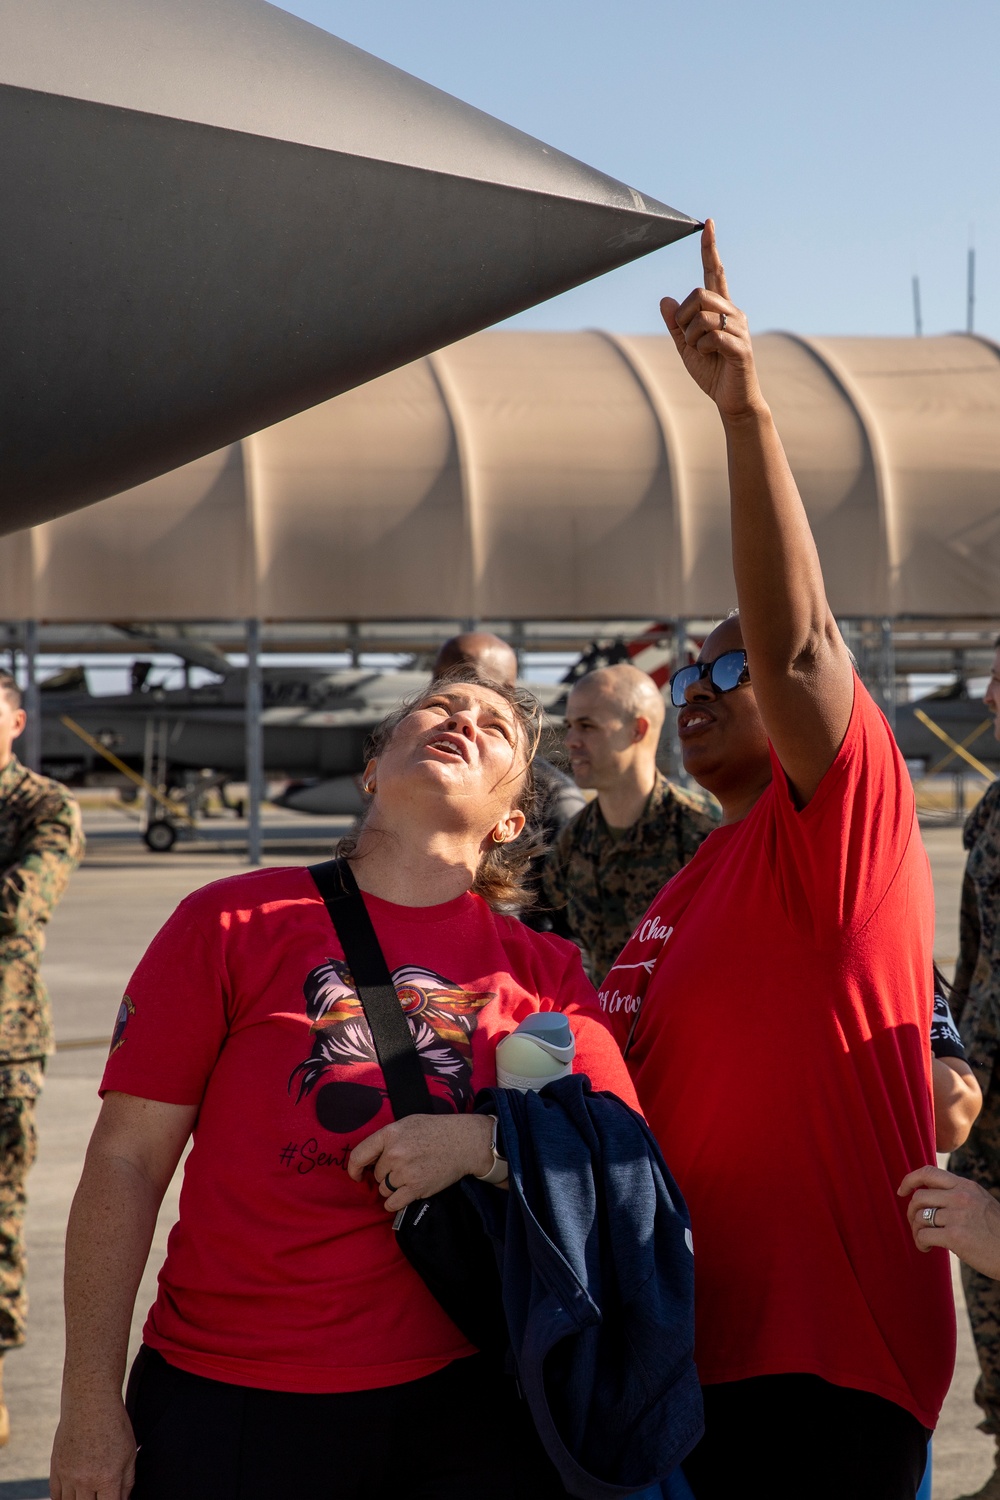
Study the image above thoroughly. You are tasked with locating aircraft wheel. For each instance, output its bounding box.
[143,819,178,853]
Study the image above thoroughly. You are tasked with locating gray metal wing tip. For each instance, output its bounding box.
[625,189,702,228]
[590,182,702,250]
[593,192,702,255]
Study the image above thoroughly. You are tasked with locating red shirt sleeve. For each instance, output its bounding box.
[535,936,642,1112]
[101,890,230,1106]
[765,677,919,940]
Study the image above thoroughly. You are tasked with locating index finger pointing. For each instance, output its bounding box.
[701,219,730,300]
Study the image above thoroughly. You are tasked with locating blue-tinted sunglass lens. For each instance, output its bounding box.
[670,666,701,707]
[711,651,746,692]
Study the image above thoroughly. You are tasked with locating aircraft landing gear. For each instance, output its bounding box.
[143,818,178,853]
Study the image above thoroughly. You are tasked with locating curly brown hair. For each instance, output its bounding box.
[338,665,544,913]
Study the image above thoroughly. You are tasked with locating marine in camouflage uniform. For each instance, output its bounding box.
[541,770,719,982]
[949,776,1000,1491]
[0,753,84,1353]
[518,757,586,935]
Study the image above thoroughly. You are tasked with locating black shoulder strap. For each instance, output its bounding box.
[308,857,433,1119]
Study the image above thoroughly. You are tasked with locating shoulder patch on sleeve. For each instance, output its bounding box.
[109,994,135,1055]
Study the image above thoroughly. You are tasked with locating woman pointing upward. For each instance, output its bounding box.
[600,223,954,1500]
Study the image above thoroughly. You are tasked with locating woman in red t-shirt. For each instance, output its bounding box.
[50,668,637,1500]
[598,225,954,1498]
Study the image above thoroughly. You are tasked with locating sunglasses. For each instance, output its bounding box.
[669,649,750,708]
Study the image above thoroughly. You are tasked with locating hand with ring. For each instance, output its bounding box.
[899,1164,1000,1278]
[347,1113,494,1211]
[658,219,763,422]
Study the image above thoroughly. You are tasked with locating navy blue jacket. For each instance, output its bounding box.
[466,1077,703,1499]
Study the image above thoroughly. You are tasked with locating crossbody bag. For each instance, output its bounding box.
[308,857,508,1357]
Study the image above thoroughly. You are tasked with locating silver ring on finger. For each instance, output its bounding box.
[719,311,728,331]
[384,1171,397,1193]
[922,1206,940,1227]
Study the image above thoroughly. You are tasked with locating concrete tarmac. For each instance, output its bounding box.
[0,813,991,1498]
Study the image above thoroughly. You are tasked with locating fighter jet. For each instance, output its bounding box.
[36,635,569,845]
[1,0,699,532]
[36,615,996,853]
[40,657,432,827]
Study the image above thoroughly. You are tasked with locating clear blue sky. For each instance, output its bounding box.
[280,0,998,339]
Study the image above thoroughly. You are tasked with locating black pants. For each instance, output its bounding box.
[681,1374,931,1500]
[126,1346,569,1499]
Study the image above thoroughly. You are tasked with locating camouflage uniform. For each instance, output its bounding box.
[0,756,83,1350]
[541,771,720,983]
[949,778,1000,1449]
[520,757,587,935]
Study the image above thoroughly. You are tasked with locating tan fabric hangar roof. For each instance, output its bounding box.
[2,329,999,620]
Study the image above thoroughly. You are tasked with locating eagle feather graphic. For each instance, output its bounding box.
[289,959,495,1127]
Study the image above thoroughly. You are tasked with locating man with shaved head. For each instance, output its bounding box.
[543,662,718,980]
[433,632,520,687]
[432,633,585,932]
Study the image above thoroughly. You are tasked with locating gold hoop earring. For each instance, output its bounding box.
[363,780,375,795]
[492,829,506,844]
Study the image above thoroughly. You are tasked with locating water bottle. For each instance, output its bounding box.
[495,1012,576,1092]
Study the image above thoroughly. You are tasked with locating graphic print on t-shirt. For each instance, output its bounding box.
[289,959,495,1133]
[599,911,675,1054]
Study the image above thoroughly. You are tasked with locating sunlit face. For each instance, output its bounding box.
[563,681,639,790]
[676,618,770,795]
[0,690,26,769]
[366,684,528,840]
[984,647,1000,741]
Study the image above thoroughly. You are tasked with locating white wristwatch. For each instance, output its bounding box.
[473,1114,509,1186]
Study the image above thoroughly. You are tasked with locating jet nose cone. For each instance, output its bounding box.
[0,0,699,533]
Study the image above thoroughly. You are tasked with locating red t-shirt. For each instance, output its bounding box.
[101,868,637,1394]
[599,683,955,1429]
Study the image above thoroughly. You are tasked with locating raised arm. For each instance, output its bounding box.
[661,222,855,804]
[50,1092,196,1500]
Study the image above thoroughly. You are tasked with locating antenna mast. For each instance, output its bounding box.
[912,275,923,336]
[967,246,976,333]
